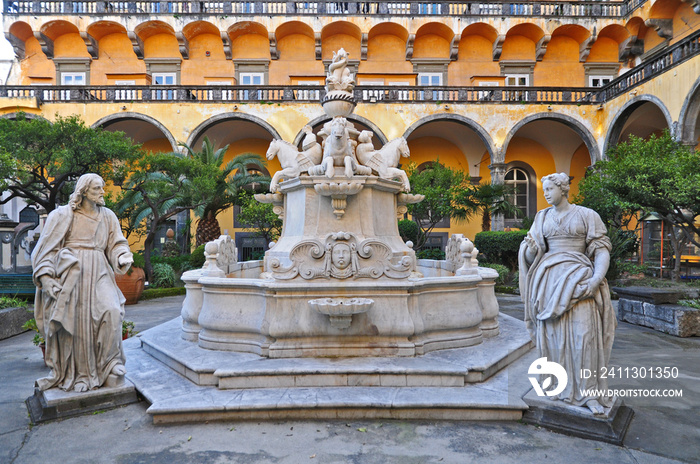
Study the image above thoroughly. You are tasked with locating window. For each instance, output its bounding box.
[59,72,85,101]
[589,76,612,87]
[505,74,528,86]
[239,72,265,100]
[417,73,443,101]
[61,72,85,85]
[504,74,529,101]
[418,73,442,86]
[152,73,176,100]
[503,166,536,227]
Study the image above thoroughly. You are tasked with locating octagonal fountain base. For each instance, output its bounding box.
[124,311,534,424]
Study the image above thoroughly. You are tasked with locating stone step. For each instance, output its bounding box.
[137,315,533,389]
[124,314,534,424]
[126,337,530,424]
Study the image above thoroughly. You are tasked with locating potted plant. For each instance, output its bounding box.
[21,316,46,364]
[122,320,136,340]
[115,252,146,305]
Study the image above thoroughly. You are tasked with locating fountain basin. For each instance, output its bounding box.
[182,261,499,358]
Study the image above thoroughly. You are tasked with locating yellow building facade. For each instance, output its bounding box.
[2,0,700,256]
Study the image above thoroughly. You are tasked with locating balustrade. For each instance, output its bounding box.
[3,0,644,17]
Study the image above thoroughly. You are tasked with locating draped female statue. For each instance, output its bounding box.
[519,172,616,415]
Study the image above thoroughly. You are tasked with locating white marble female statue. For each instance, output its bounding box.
[31,173,134,392]
[518,172,616,415]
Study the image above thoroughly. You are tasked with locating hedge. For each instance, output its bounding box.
[141,287,186,300]
[474,230,528,271]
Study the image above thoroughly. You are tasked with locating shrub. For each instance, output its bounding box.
[151,254,193,273]
[190,244,206,269]
[0,296,28,309]
[151,263,176,288]
[474,230,527,271]
[481,263,509,284]
[141,287,186,300]
[398,219,420,245]
[416,248,446,260]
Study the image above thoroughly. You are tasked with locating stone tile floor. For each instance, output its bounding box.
[1,295,697,464]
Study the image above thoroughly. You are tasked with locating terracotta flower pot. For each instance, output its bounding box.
[115,267,146,305]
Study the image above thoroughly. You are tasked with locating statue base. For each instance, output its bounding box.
[522,389,634,445]
[25,381,138,424]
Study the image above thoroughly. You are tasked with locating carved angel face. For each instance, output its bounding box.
[331,243,351,270]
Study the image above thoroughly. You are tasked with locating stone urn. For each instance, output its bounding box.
[115,267,146,305]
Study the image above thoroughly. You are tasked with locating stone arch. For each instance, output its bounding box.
[185,112,282,148]
[0,112,47,121]
[91,112,178,151]
[603,95,674,156]
[678,74,700,146]
[503,113,599,164]
[295,114,388,146]
[403,114,496,163]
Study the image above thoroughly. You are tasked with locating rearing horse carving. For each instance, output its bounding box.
[356,131,412,191]
[266,126,322,192]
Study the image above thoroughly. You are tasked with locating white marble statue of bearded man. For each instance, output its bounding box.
[31,173,134,392]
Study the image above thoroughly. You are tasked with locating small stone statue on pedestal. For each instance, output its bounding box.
[519,172,617,415]
[31,173,133,392]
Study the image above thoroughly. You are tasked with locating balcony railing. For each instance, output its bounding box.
[3,29,698,106]
[0,84,604,104]
[600,29,700,102]
[3,0,646,18]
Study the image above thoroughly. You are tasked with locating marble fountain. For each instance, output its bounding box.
[125,48,534,423]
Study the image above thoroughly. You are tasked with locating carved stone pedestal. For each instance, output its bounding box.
[25,381,138,424]
[522,389,634,445]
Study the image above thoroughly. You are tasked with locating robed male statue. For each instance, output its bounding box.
[31,173,134,392]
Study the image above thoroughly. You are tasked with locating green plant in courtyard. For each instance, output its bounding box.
[236,191,283,245]
[406,161,517,249]
[22,316,44,346]
[151,263,177,288]
[0,113,141,213]
[178,137,268,247]
[576,131,700,281]
[0,296,28,309]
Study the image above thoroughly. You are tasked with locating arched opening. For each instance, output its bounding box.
[187,115,279,259]
[405,117,492,239]
[605,97,672,155]
[502,116,594,214]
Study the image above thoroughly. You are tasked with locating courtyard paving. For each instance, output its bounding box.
[1,294,697,464]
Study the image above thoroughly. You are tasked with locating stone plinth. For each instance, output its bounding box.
[522,389,634,445]
[26,381,138,424]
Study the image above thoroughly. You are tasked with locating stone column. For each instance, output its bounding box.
[488,162,507,231]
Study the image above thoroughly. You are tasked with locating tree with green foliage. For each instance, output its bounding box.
[178,137,268,246]
[236,192,283,245]
[116,151,222,281]
[0,113,141,213]
[406,161,518,249]
[576,131,700,281]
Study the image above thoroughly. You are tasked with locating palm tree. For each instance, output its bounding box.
[180,137,269,247]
